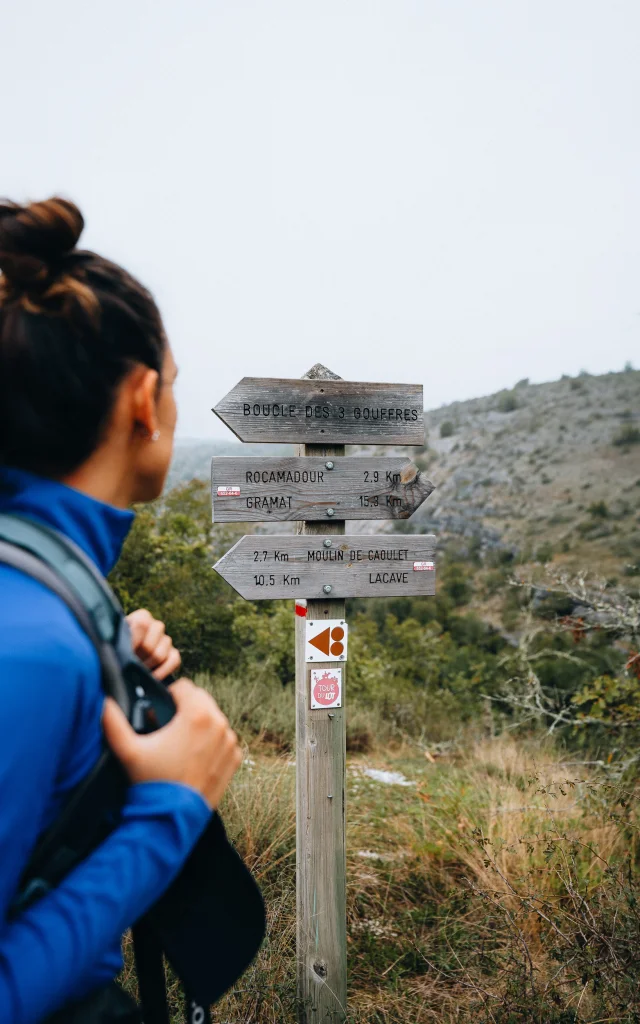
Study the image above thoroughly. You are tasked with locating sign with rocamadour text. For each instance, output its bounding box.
[212,534,436,600]
[211,457,434,522]
[212,377,425,444]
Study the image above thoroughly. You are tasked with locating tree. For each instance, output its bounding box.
[110,480,247,676]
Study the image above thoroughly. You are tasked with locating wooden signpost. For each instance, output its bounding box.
[212,376,425,444]
[212,364,435,1024]
[214,534,436,600]
[212,456,434,522]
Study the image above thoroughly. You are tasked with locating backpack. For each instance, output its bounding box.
[0,513,266,1024]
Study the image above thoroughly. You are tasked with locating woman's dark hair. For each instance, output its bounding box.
[0,197,166,475]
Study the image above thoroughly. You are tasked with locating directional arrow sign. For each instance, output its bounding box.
[211,457,434,522]
[212,377,424,444]
[213,535,436,600]
[305,620,349,662]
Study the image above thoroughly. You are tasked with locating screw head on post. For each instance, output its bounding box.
[325,461,334,470]
[323,539,332,548]
[326,508,335,517]
[323,585,332,594]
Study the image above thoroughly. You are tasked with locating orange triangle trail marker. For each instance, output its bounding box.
[305,619,348,663]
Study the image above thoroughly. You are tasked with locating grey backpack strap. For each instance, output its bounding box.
[0,514,131,712]
[0,513,176,728]
[0,514,121,639]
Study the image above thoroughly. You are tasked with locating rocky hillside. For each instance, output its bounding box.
[169,368,640,580]
[413,368,640,579]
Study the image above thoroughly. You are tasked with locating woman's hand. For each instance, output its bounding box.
[102,679,242,810]
[126,608,181,680]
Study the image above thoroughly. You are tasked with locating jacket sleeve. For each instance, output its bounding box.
[0,782,211,1024]
[0,610,211,1024]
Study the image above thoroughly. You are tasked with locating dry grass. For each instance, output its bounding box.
[122,735,639,1023]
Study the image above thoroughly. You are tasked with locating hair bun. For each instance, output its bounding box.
[0,197,84,287]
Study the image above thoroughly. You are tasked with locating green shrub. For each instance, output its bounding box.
[440,420,455,438]
[587,500,609,519]
[441,564,473,605]
[496,390,518,413]
[535,541,554,563]
[613,424,640,447]
[110,479,246,676]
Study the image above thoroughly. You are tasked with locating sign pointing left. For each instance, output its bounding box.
[213,534,436,600]
[305,620,349,662]
[212,376,425,444]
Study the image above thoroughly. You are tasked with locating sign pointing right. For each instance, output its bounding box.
[211,456,434,522]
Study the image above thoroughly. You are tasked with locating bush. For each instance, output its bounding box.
[613,424,640,447]
[496,390,518,413]
[587,500,609,519]
[441,564,473,606]
[535,541,554,563]
[440,420,455,438]
[109,479,246,675]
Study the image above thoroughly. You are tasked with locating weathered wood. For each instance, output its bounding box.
[212,533,436,600]
[211,457,434,522]
[212,376,425,444]
[209,362,438,1024]
[295,401,347,1022]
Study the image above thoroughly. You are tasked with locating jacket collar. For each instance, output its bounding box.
[0,467,134,576]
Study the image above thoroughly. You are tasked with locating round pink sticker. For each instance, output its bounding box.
[312,672,340,706]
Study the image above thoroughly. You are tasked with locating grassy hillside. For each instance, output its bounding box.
[123,713,640,1023]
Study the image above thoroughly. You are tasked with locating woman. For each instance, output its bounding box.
[0,197,242,1022]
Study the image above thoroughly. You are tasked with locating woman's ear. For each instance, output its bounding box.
[129,367,160,439]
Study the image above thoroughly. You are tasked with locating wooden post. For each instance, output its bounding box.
[211,365,432,1021]
[295,363,347,1023]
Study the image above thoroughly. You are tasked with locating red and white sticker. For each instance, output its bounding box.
[413,561,435,571]
[295,599,308,618]
[217,486,241,497]
[310,668,342,709]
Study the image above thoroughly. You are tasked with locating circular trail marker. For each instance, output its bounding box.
[310,668,342,709]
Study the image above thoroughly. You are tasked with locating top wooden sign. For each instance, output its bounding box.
[212,377,425,445]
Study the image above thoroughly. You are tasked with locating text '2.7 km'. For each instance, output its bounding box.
[213,536,436,600]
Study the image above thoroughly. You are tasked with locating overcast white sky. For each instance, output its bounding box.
[2,1,638,438]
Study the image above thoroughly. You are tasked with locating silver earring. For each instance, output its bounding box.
[150,430,161,442]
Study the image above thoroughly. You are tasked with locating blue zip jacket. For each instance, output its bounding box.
[0,467,212,1023]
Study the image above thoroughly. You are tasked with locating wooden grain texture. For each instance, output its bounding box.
[212,533,437,600]
[296,427,348,1023]
[211,457,435,522]
[212,376,425,444]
